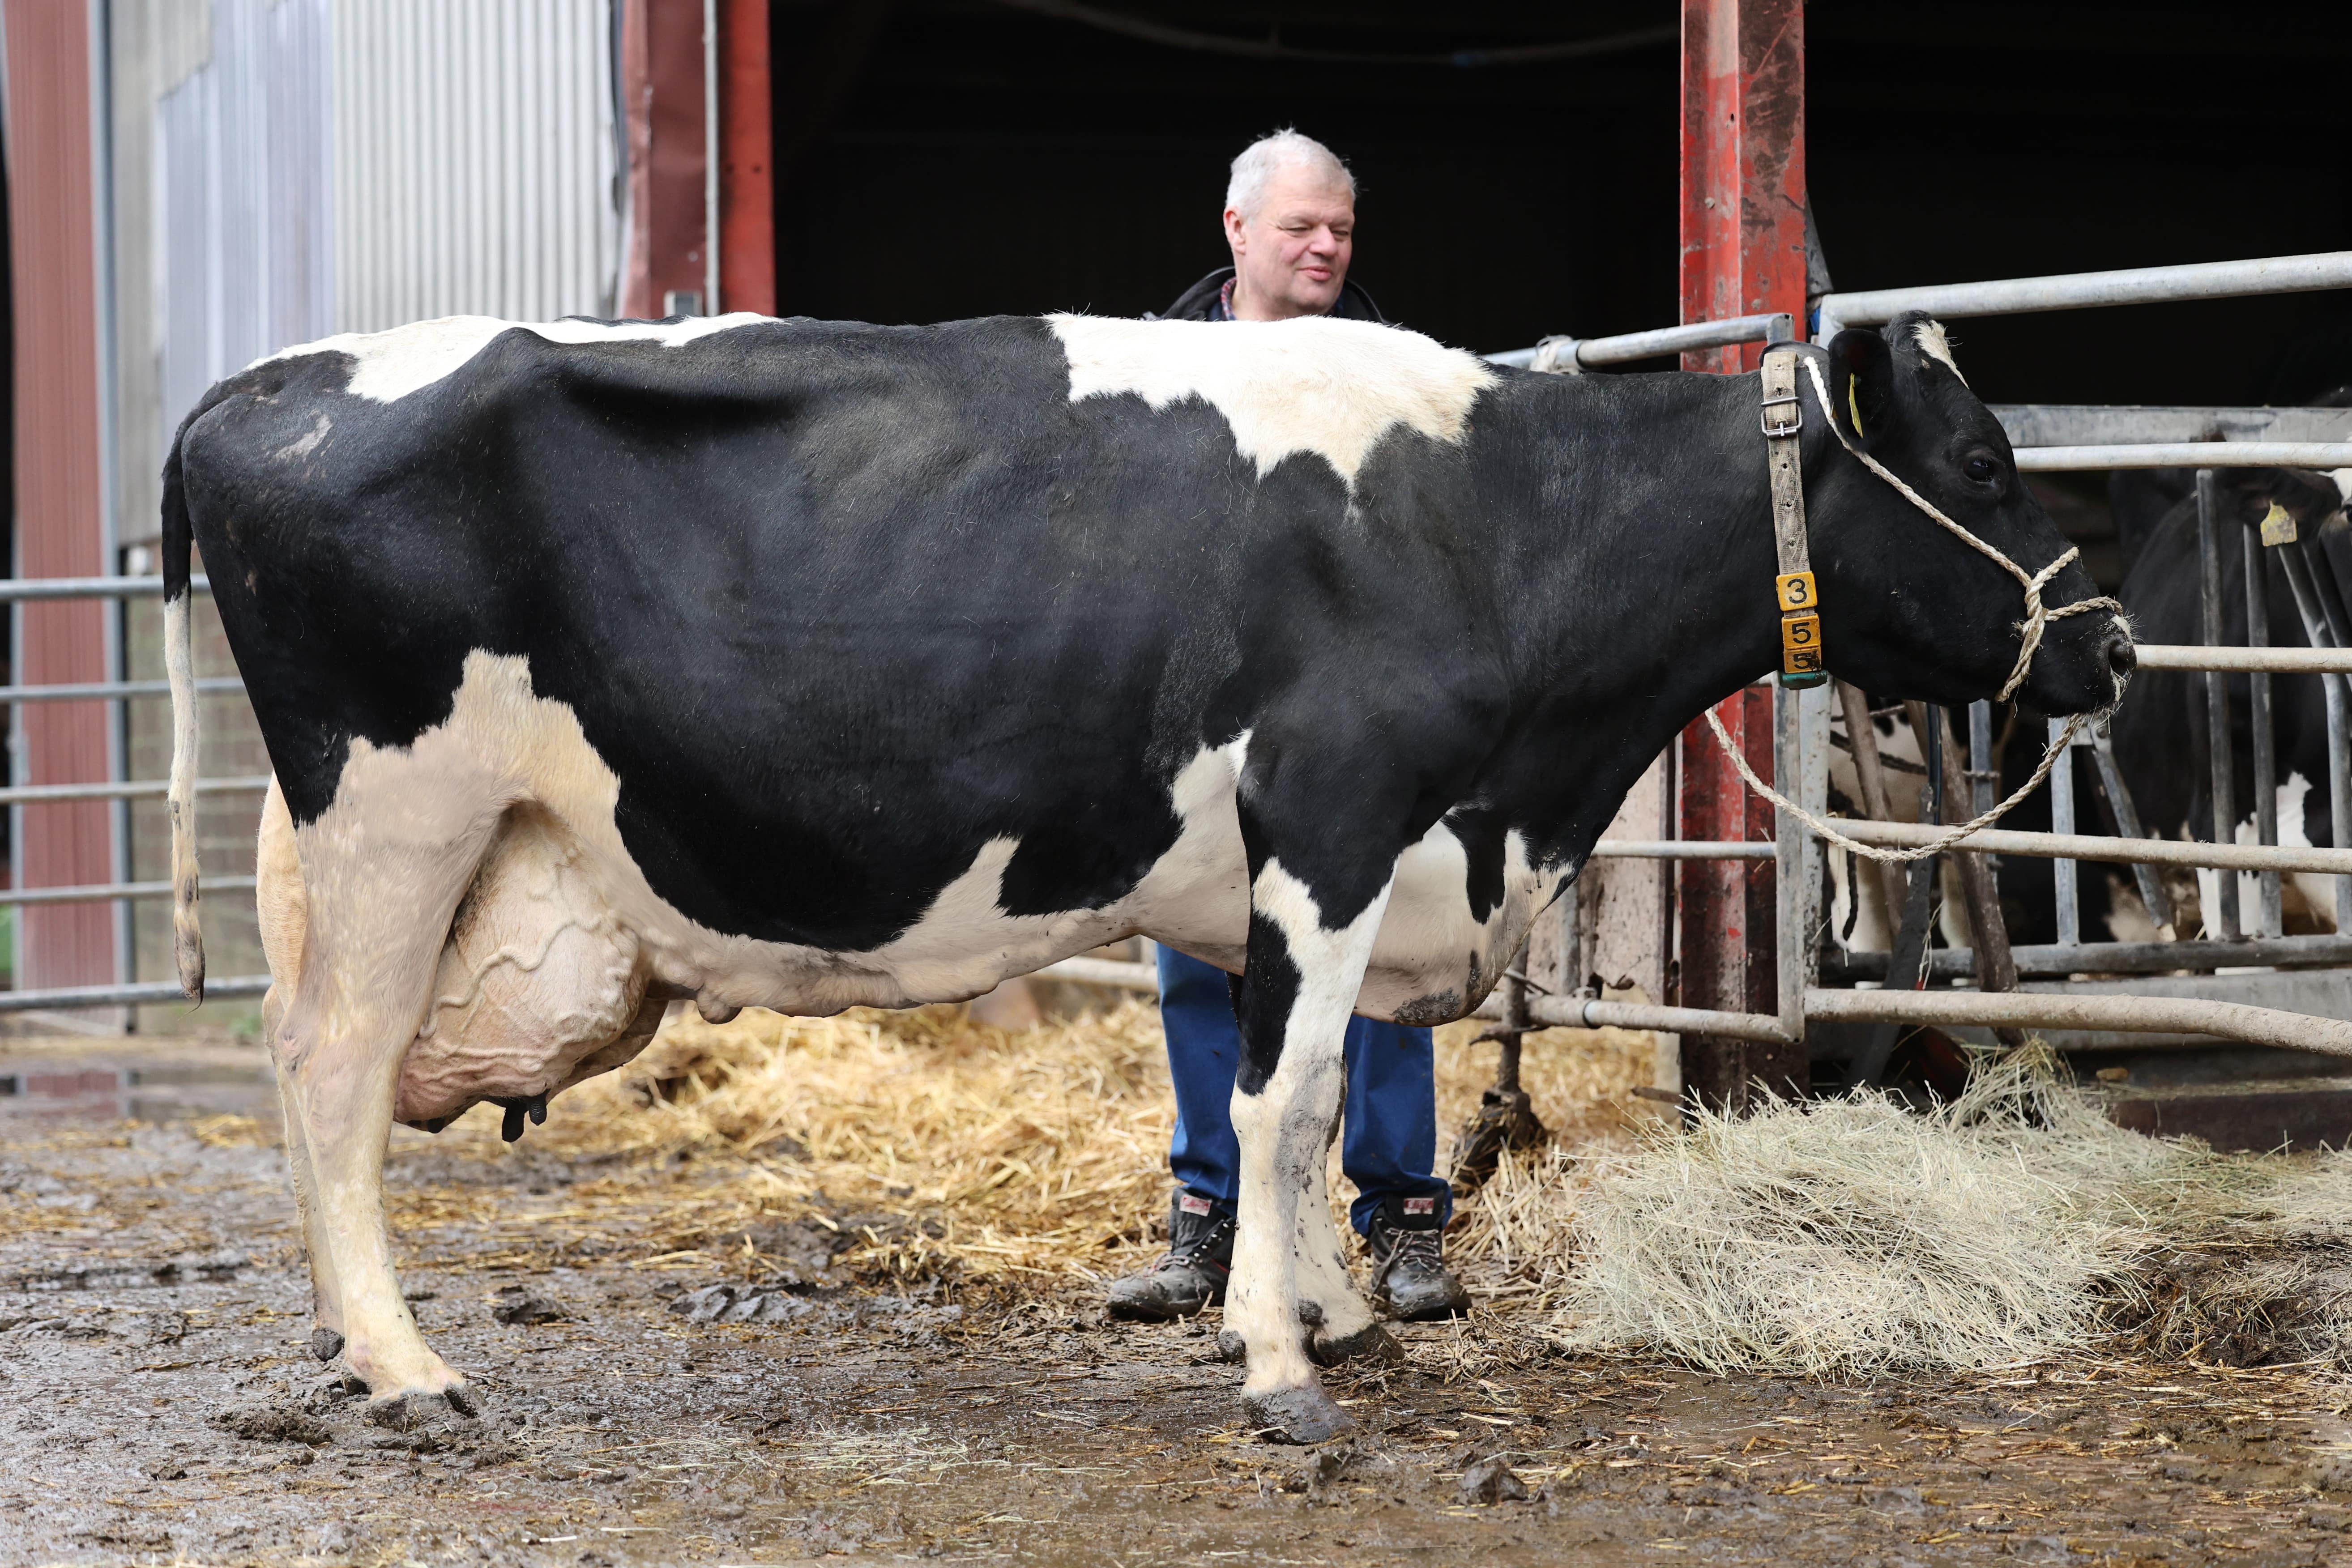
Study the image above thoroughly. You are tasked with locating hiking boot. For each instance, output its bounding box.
[1366,1193,1470,1321]
[1106,1192,1235,1321]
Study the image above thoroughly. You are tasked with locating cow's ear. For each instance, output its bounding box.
[1825,328,1897,450]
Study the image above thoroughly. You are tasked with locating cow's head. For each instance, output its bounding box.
[1808,311,2132,714]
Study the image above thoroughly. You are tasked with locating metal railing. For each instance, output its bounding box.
[0,573,273,1014]
[1483,312,1794,371]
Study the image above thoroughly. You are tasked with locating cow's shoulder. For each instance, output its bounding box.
[1046,313,1496,486]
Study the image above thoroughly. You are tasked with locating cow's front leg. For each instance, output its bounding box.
[1225,846,1398,1444]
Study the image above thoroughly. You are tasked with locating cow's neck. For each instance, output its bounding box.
[1469,369,1826,869]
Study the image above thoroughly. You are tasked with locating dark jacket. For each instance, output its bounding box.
[1156,266,1387,324]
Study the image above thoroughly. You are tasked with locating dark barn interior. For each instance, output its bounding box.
[770,0,2352,436]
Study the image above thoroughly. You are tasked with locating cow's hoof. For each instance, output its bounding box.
[1310,1322,1405,1368]
[1243,1385,1358,1445]
[365,1386,480,1431]
[310,1326,346,1363]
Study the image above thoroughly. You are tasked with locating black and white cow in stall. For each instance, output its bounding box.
[2104,460,2352,935]
[162,307,2129,1442]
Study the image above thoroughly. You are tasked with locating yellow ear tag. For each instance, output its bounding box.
[2261,501,2298,548]
[1848,376,1865,439]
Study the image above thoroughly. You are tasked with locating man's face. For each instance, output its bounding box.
[1223,163,1355,321]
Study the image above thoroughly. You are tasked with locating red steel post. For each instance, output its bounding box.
[1674,0,1808,1110]
[719,0,776,316]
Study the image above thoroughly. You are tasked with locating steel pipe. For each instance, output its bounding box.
[1526,993,1795,1044]
[1825,934,2352,981]
[0,975,271,1012]
[0,575,209,601]
[1591,839,1776,860]
[0,677,244,703]
[2015,442,2352,472]
[0,775,271,807]
[2135,645,2352,673]
[1828,818,2352,876]
[1814,250,2352,339]
[0,876,257,908]
[1484,311,1793,371]
[1803,986,2352,1059]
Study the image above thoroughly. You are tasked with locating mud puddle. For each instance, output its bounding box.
[4,1042,2352,1565]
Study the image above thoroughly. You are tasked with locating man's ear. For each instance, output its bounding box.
[1826,328,1897,449]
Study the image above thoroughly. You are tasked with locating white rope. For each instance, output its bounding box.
[1697,356,2123,865]
[1799,356,2121,703]
[1706,705,2087,864]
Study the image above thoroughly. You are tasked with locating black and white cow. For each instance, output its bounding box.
[162,307,2129,1441]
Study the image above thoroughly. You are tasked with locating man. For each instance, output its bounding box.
[1108,129,1471,1326]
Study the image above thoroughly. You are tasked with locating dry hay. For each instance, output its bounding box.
[1465,1046,2352,1378]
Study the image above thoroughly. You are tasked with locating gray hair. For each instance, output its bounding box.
[1224,129,1354,219]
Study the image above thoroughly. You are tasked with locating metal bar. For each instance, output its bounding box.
[2197,470,2239,940]
[1591,839,1776,860]
[1521,993,1794,1046]
[1968,700,1993,817]
[2273,545,2352,931]
[1827,818,2352,875]
[2050,716,2080,947]
[1814,249,2352,338]
[2016,443,2352,472]
[0,975,271,1012]
[2089,724,2174,930]
[1484,311,1794,371]
[0,775,270,806]
[2245,520,2283,937]
[0,876,257,909]
[1991,405,2352,447]
[1774,684,1806,1046]
[1827,934,2352,982]
[0,575,209,601]
[2136,645,2352,673]
[1802,985,2352,1060]
[0,676,243,703]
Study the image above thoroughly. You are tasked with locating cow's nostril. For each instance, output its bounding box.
[2107,635,2138,678]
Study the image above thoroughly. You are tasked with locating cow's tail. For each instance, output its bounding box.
[162,434,204,1001]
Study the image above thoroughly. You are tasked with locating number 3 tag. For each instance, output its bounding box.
[1776,571,1817,611]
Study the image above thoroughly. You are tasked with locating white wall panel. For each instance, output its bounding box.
[330,0,619,333]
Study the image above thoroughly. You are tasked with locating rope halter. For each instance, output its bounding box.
[1701,345,2126,866]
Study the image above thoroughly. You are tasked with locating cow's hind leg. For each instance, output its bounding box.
[272,749,507,1412]
[1225,823,1400,1443]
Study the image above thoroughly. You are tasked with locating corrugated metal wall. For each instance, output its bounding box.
[332,0,621,333]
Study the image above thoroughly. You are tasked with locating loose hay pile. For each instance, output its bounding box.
[1456,1048,2352,1377]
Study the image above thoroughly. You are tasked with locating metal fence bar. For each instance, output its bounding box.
[1591,839,1776,860]
[0,775,270,806]
[1804,985,2352,1058]
[2196,469,2240,941]
[1828,934,2352,982]
[0,975,271,1012]
[1832,818,2352,875]
[2016,442,2352,472]
[0,575,209,601]
[1484,311,1793,371]
[1814,249,2352,339]
[2245,519,2284,937]
[0,876,257,908]
[0,677,244,703]
[2137,645,2352,673]
[2049,718,2080,946]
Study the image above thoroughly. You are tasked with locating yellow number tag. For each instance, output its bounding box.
[1784,644,1827,677]
[2262,501,2298,548]
[1781,612,1821,651]
[1775,571,1817,611]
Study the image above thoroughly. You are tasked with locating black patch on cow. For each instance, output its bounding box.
[1234,908,1306,1098]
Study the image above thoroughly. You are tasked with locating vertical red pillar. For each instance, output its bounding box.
[1675,0,1807,1109]
[719,0,775,316]
[5,0,118,998]
[622,0,715,319]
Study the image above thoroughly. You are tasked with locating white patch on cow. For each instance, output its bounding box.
[2331,469,2352,507]
[1912,320,1966,385]
[1366,820,1562,1018]
[2195,771,2334,935]
[1225,858,1392,1399]
[1049,313,1494,488]
[253,313,767,405]
[275,409,331,462]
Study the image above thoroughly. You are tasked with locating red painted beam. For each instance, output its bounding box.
[719,0,775,316]
[622,0,715,319]
[1675,0,1808,1109]
[4,0,118,998]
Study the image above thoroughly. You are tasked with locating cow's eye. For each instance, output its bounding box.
[1964,455,2002,484]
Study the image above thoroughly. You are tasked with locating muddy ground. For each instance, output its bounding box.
[8,1035,2352,1566]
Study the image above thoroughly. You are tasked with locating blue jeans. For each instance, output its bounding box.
[1157,945,1451,1237]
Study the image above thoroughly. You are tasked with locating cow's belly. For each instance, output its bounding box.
[312,653,1555,1116]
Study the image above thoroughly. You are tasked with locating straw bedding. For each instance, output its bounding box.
[219,991,2352,1379]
